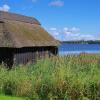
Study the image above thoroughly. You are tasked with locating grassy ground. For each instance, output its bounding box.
[0,95,25,100]
[0,53,100,100]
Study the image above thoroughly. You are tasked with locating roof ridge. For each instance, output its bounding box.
[0,11,41,25]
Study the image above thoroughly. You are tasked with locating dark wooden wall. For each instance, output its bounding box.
[0,46,58,68]
[0,48,14,68]
[14,47,58,65]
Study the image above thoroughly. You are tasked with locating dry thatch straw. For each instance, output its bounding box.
[0,11,59,47]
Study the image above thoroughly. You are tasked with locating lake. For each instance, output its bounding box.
[59,43,100,55]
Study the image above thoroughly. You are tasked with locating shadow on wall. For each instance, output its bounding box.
[0,48,14,69]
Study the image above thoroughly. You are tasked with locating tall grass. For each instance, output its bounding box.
[0,54,100,100]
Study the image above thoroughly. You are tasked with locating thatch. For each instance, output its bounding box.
[0,11,59,47]
[0,11,41,25]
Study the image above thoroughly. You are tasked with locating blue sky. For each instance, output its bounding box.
[0,0,100,41]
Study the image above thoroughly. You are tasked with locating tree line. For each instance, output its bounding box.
[61,40,100,44]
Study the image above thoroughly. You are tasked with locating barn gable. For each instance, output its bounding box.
[0,11,59,68]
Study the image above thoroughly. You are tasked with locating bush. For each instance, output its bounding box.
[3,81,16,95]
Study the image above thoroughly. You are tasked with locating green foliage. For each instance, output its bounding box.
[0,54,100,100]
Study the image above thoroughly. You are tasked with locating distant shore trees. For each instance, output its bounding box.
[61,40,100,44]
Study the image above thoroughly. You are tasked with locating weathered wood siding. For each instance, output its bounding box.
[0,46,58,68]
[13,47,58,65]
[14,48,36,65]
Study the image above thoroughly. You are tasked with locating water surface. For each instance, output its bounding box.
[59,43,100,55]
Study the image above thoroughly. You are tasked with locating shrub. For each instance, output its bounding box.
[3,81,16,95]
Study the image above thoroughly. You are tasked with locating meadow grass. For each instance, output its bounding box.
[0,53,100,100]
[0,95,25,100]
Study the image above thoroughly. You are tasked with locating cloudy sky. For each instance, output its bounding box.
[0,0,100,41]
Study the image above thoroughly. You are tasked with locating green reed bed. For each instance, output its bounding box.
[0,54,100,100]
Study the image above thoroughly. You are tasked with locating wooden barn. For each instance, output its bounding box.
[0,11,59,68]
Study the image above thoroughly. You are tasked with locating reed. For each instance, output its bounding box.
[0,54,100,100]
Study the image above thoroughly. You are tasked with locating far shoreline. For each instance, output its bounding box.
[61,40,100,44]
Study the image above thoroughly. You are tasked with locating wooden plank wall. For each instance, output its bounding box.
[0,47,58,67]
[14,47,35,65]
[14,47,58,65]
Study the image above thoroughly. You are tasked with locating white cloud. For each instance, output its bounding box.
[49,0,64,7]
[77,34,96,40]
[48,27,100,41]
[49,27,60,39]
[63,27,80,36]
[63,27,80,34]
[71,27,80,33]
[0,4,10,12]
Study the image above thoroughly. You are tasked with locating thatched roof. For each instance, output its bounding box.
[0,11,41,25]
[0,11,59,47]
